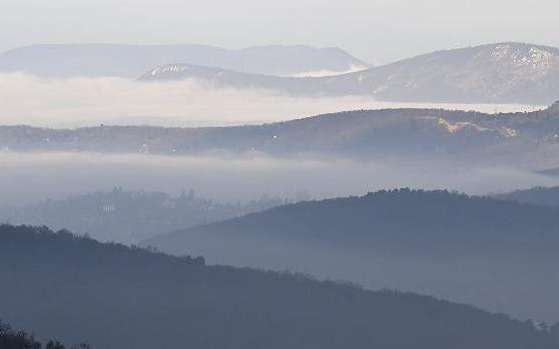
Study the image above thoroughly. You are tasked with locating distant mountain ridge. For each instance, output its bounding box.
[0,44,368,78]
[143,42,559,104]
[2,103,559,166]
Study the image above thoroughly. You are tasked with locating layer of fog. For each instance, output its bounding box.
[0,73,542,128]
[1,151,557,208]
[285,64,368,78]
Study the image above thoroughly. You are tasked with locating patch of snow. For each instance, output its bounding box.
[372,84,388,95]
[498,127,518,138]
[491,44,511,60]
[151,65,189,76]
[490,44,557,72]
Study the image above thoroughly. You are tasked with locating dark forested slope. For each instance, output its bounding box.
[148,189,559,256]
[144,189,559,323]
[0,225,556,349]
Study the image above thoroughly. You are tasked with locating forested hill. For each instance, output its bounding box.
[0,224,557,349]
[148,189,559,256]
[144,189,559,323]
[2,103,559,164]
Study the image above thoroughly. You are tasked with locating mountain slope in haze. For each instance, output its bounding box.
[354,42,559,104]
[538,168,559,177]
[145,189,559,257]
[494,186,559,208]
[2,102,559,166]
[143,42,559,104]
[0,44,367,78]
[143,189,559,323]
[0,188,285,244]
[2,225,556,349]
[535,149,559,177]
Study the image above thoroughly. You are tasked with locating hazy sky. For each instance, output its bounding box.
[1,0,558,64]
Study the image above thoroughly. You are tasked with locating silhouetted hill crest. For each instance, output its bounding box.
[1,224,558,349]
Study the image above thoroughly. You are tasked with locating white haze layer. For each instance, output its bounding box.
[0,151,557,208]
[0,73,542,128]
[285,64,369,78]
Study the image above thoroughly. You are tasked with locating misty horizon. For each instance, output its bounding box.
[2,0,559,65]
[0,72,545,128]
[2,1,559,348]
[1,151,558,208]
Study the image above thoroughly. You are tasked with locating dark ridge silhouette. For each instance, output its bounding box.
[0,224,557,349]
[148,189,559,255]
[144,189,559,323]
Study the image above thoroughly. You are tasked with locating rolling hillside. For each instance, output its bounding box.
[1,102,559,165]
[1,224,556,349]
[144,189,559,323]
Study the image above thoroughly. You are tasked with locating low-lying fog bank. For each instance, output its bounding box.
[0,73,542,128]
[1,151,557,208]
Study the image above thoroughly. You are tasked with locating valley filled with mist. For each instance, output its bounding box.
[0,72,541,128]
[2,3,559,347]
